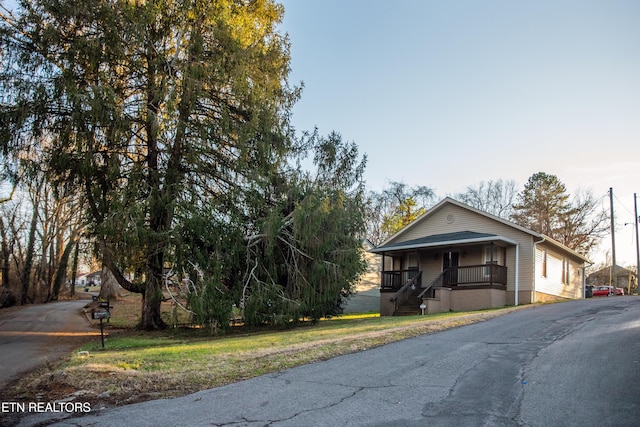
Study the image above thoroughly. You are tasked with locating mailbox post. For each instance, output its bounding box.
[92,303,111,348]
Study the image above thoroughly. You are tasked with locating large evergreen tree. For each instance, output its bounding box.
[0,0,298,329]
[511,172,607,254]
[241,131,368,325]
[512,172,570,236]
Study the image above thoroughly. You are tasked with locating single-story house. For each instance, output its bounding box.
[75,271,102,287]
[587,265,637,295]
[370,197,591,316]
[74,273,89,287]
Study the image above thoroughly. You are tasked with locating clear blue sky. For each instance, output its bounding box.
[1,1,637,265]
[280,0,640,266]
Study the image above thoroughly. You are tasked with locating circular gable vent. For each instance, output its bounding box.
[446,213,455,224]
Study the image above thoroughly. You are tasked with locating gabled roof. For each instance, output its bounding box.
[362,238,376,250]
[370,231,517,253]
[371,197,590,262]
[588,265,637,278]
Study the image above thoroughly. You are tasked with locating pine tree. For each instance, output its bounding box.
[1,0,298,329]
[511,172,607,254]
[242,131,368,325]
[511,172,571,237]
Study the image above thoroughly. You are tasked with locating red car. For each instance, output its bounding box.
[592,286,611,296]
[592,285,623,296]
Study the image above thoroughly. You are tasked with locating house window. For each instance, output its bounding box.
[484,245,499,265]
[562,258,569,284]
[541,249,547,278]
[407,253,418,270]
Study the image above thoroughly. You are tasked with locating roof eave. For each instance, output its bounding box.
[369,235,519,254]
[539,234,592,263]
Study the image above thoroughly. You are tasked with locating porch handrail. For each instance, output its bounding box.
[390,272,423,312]
[444,264,507,286]
[417,271,445,299]
[415,264,507,299]
[381,270,420,291]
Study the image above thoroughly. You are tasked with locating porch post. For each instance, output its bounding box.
[515,244,519,305]
[381,254,386,289]
[490,242,494,286]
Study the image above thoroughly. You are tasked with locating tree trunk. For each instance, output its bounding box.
[99,266,120,300]
[69,242,79,298]
[0,218,10,289]
[140,273,165,330]
[49,235,77,301]
[20,205,38,304]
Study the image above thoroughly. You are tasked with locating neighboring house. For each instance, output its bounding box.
[75,271,102,288]
[86,271,102,286]
[343,240,382,314]
[74,273,89,287]
[587,265,637,295]
[370,198,590,316]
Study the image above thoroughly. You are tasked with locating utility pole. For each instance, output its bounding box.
[610,188,617,293]
[634,193,639,295]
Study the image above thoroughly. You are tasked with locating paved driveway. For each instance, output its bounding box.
[0,300,98,390]
[19,297,640,427]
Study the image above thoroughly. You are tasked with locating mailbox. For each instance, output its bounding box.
[92,309,110,320]
[91,302,111,348]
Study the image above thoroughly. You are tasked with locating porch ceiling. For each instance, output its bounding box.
[369,231,518,254]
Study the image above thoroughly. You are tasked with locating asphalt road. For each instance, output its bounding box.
[0,300,98,390]
[20,296,638,427]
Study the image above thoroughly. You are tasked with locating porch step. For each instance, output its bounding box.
[393,287,423,316]
[393,306,421,316]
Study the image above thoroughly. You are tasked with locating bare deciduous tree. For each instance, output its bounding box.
[454,179,518,219]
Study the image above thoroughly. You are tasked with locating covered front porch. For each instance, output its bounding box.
[370,231,516,316]
[381,264,508,292]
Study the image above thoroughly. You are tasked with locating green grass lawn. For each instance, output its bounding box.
[6,297,526,408]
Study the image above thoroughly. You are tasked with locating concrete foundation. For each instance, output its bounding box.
[424,286,506,314]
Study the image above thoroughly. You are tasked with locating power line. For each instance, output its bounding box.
[613,192,635,217]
